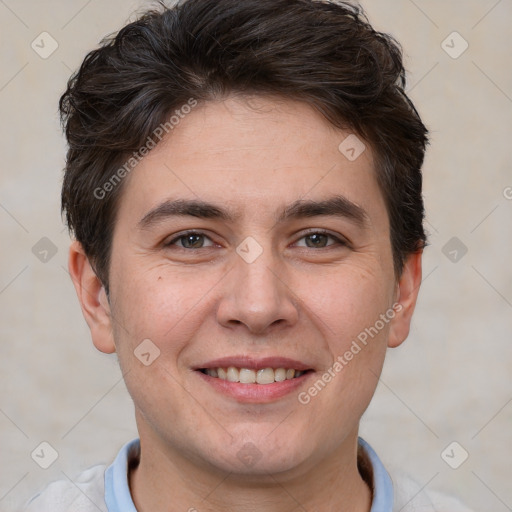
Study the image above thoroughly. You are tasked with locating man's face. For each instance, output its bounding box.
[83,95,418,476]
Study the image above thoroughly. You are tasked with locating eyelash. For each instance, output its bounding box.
[164,229,348,250]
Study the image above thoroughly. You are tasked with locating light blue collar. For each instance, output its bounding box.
[104,439,139,512]
[105,437,393,511]
[359,437,394,511]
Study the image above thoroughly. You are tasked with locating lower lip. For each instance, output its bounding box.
[196,371,313,403]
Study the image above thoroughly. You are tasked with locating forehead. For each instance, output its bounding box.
[116,95,387,229]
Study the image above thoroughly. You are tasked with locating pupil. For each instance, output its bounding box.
[184,235,202,248]
[307,234,327,248]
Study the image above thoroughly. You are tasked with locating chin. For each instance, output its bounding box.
[202,433,313,477]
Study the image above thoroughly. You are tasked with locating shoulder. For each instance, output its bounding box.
[391,471,474,512]
[23,464,107,512]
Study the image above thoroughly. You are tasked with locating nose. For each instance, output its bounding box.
[216,243,299,335]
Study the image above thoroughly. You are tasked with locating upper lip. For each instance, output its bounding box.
[194,356,313,372]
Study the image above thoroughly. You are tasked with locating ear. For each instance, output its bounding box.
[68,241,116,354]
[387,251,423,349]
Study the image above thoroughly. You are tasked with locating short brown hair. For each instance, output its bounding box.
[60,0,429,292]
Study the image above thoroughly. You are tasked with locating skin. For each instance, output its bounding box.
[69,95,422,512]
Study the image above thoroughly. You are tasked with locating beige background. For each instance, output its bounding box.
[1,0,511,510]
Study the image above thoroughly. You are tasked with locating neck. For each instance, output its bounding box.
[129,427,372,512]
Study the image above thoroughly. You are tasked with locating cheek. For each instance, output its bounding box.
[305,264,394,343]
[301,266,393,406]
[108,260,221,360]
[299,269,393,430]
[313,267,394,394]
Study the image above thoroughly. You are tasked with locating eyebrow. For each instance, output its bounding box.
[139,199,233,229]
[278,196,368,226]
[138,195,368,229]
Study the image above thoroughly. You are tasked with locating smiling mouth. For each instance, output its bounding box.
[198,367,311,384]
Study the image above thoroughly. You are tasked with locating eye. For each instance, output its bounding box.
[294,231,347,249]
[165,231,215,249]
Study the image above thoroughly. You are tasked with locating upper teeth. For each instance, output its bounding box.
[203,367,305,384]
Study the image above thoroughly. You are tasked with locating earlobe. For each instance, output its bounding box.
[68,241,116,354]
[387,251,423,348]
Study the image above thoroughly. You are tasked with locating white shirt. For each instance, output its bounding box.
[23,437,473,512]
